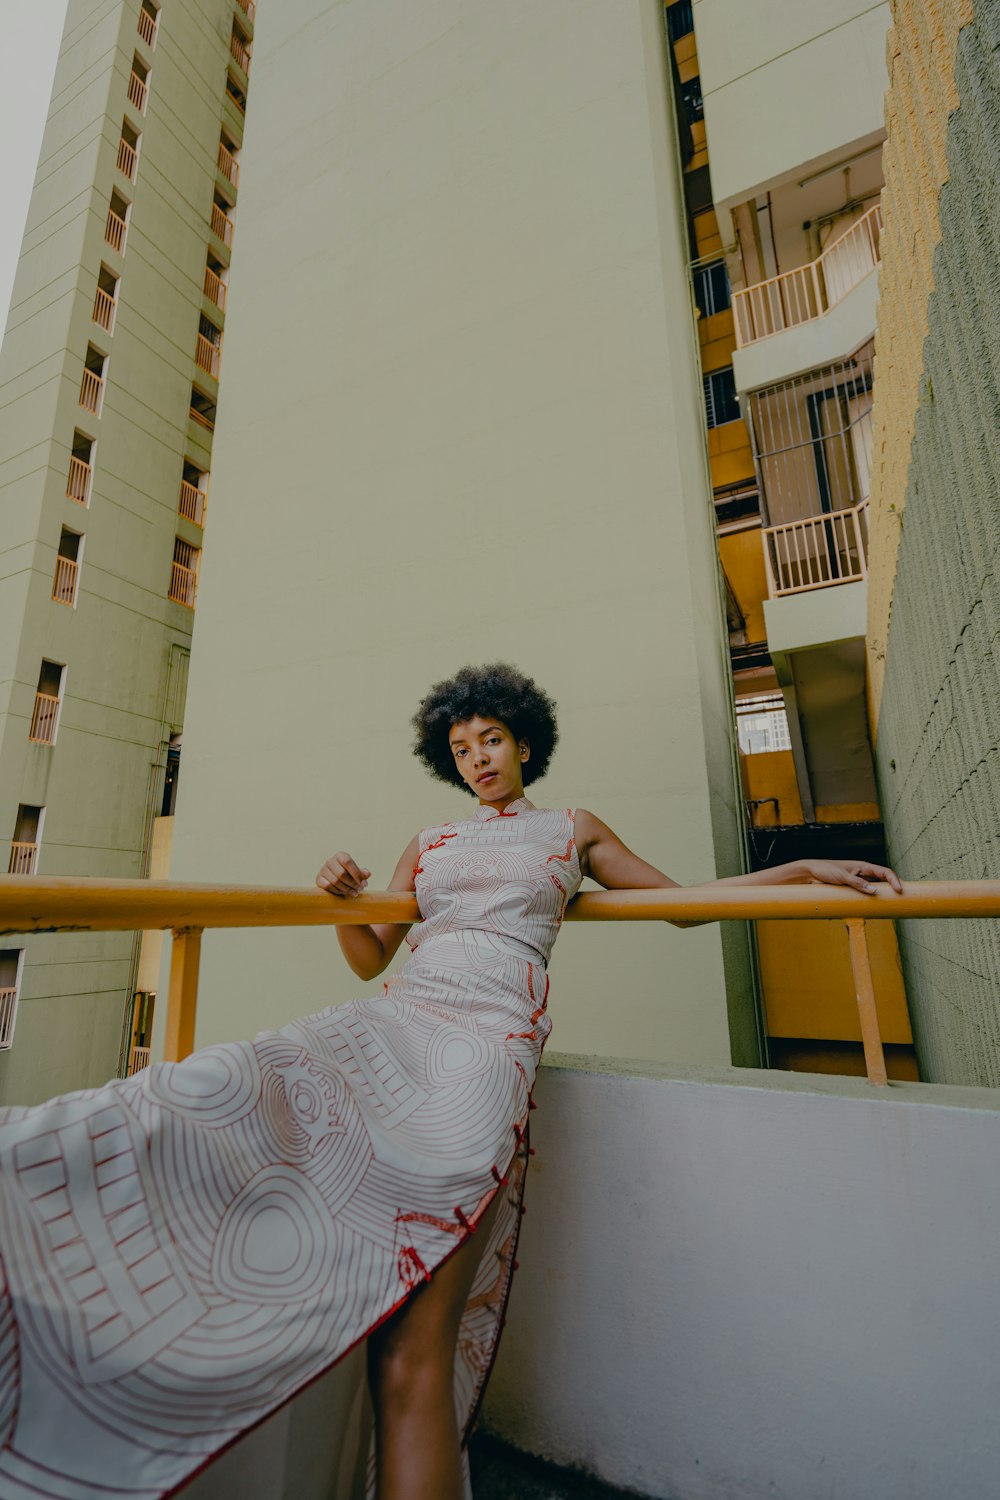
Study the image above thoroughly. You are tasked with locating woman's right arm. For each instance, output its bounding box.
[316,834,420,981]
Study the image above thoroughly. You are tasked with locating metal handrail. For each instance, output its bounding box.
[3,877,999,1086]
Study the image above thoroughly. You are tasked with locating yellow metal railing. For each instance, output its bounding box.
[3,878,1000,1087]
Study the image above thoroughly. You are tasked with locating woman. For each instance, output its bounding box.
[0,663,899,1500]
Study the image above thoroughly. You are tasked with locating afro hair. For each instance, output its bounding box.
[412,663,558,793]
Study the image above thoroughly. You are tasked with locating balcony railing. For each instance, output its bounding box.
[203,265,227,310]
[169,560,198,608]
[0,986,16,1048]
[66,456,92,506]
[230,31,251,73]
[733,204,883,349]
[93,285,116,331]
[105,206,127,253]
[29,693,61,745]
[79,369,104,416]
[189,405,215,432]
[218,141,239,187]
[235,0,256,22]
[210,201,234,248]
[763,499,869,598]
[195,333,221,379]
[128,69,148,114]
[52,556,80,605]
[127,1044,151,1074]
[178,480,206,526]
[7,845,37,876]
[117,135,138,181]
[3,878,1000,1086]
[137,6,157,47]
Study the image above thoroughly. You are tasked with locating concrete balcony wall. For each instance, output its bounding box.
[176,1055,1000,1500]
[696,0,891,213]
[733,268,879,399]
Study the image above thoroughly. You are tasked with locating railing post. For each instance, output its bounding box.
[164,928,203,1062]
[844,918,888,1086]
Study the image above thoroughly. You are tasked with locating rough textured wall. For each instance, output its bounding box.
[872,2,1000,1085]
[866,0,972,714]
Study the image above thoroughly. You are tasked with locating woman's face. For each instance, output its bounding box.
[448,716,529,803]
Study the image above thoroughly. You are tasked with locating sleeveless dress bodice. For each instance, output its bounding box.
[0,797,581,1500]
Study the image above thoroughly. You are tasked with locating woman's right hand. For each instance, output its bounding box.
[316,852,371,897]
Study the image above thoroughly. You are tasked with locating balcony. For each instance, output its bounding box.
[28,693,60,745]
[137,2,158,48]
[230,28,252,74]
[235,0,256,22]
[733,206,882,349]
[169,539,199,607]
[1,877,998,1500]
[195,331,221,380]
[105,204,127,254]
[127,1044,151,1074]
[0,986,16,1048]
[211,200,235,248]
[204,264,227,311]
[79,367,104,416]
[117,134,138,182]
[128,67,149,114]
[52,555,80,606]
[7,844,37,876]
[66,455,92,506]
[179,478,206,526]
[93,284,116,332]
[218,140,239,188]
[763,499,869,598]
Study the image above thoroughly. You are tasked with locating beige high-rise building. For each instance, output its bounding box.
[0,0,256,1103]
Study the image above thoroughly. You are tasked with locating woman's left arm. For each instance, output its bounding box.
[574,809,901,927]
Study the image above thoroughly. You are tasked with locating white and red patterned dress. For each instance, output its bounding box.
[0,797,580,1499]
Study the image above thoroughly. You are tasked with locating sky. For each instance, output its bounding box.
[0,2,66,331]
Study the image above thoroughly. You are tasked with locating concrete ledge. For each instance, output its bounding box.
[763,579,867,662]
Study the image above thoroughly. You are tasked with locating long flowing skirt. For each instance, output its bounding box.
[0,938,547,1499]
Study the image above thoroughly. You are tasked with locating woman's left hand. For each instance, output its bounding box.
[800,859,902,894]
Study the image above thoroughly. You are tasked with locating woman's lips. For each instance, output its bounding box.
[477,773,496,784]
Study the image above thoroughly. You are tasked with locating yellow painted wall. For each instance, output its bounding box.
[699,307,736,373]
[673,31,699,83]
[741,749,804,826]
[718,526,767,640]
[866,0,973,721]
[693,209,723,258]
[757,919,912,1043]
[707,421,755,490]
[814,802,881,823]
[687,119,708,173]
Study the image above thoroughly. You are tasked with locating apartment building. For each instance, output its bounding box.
[666,0,917,1077]
[0,0,256,1103]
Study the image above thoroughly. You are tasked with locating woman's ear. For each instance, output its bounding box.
[520,740,530,762]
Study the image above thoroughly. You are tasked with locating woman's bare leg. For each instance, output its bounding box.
[367,1195,501,1500]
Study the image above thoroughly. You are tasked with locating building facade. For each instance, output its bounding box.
[0,0,255,1103]
[866,0,1000,1086]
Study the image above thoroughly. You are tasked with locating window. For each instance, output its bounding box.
[189,386,216,431]
[127,991,156,1074]
[118,118,140,182]
[52,528,83,606]
[737,695,792,756]
[79,345,107,417]
[679,73,703,124]
[179,462,208,526]
[169,538,200,607]
[693,260,730,319]
[106,190,130,254]
[0,950,24,1050]
[161,734,181,816]
[704,367,740,428]
[67,431,95,506]
[93,265,119,332]
[667,0,694,43]
[9,806,43,875]
[29,661,66,745]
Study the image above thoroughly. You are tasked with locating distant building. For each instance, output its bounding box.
[0,0,256,1102]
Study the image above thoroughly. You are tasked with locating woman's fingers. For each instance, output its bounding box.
[316,853,371,895]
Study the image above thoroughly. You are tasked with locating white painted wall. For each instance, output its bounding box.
[176,1060,1000,1500]
[696,0,891,212]
[165,0,753,1069]
[732,268,880,396]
